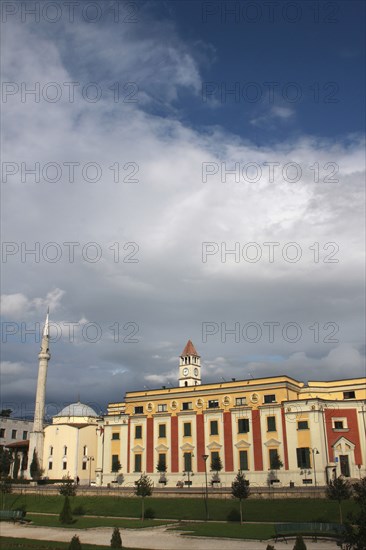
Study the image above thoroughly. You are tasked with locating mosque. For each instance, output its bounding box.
[25,314,366,487]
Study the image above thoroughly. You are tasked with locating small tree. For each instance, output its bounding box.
[342,477,366,550]
[110,526,122,548]
[326,476,352,523]
[231,471,250,524]
[59,475,77,497]
[30,449,42,480]
[211,455,223,475]
[293,535,307,550]
[68,534,82,549]
[270,451,283,481]
[0,477,12,510]
[0,448,12,478]
[135,473,153,521]
[156,457,167,482]
[112,459,121,481]
[59,495,73,524]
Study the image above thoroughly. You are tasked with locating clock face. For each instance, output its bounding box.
[194,368,199,377]
[183,367,189,376]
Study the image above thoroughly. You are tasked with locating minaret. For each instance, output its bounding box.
[28,310,50,477]
[178,340,201,387]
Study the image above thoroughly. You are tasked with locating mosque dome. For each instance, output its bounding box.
[56,402,98,418]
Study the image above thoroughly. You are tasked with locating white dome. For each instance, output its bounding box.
[56,402,98,418]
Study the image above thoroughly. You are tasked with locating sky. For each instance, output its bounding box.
[1,0,365,418]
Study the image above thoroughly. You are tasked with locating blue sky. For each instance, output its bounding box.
[1,0,365,415]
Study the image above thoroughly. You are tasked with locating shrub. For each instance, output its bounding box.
[143,507,155,519]
[110,526,122,548]
[266,546,275,550]
[68,535,82,549]
[73,505,86,516]
[227,508,241,522]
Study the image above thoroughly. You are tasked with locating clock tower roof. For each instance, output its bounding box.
[181,339,199,357]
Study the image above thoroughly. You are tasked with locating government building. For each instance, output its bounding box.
[19,315,366,487]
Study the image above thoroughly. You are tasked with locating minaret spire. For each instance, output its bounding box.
[28,309,51,477]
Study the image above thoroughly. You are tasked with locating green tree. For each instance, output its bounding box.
[29,449,42,480]
[342,477,366,550]
[0,409,12,417]
[112,459,121,481]
[293,535,307,550]
[59,496,73,524]
[156,457,167,483]
[210,455,223,475]
[59,475,77,497]
[270,451,283,480]
[0,448,12,478]
[110,526,122,548]
[68,534,82,549]
[231,471,250,524]
[0,477,12,510]
[326,476,352,524]
[135,473,153,521]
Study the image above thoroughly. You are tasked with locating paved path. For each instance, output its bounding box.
[1,523,341,550]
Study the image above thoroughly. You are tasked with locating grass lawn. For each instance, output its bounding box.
[0,537,150,550]
[170,522,276,540]
[5,494,356,522]
[27,513,171,529]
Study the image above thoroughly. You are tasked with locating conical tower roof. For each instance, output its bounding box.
[181,339,199,357]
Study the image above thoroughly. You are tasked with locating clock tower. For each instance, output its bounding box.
[179,340,201,387]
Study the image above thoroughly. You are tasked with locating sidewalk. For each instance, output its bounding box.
[1,523,341,550]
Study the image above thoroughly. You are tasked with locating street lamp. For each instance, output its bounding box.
[202,454,209,521]
[87,456,95,486]
[310,448,320,487]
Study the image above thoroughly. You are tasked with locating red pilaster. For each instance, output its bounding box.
[146,417,154,473]
[324,409,362,464]
[127,419,130,473]
[223,411,234,471]
[171,416,179,472]
[252,409,263,470]
[281,408,289,470]
[196,414,205,472]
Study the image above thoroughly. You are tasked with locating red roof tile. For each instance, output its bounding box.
[181,340,199,357]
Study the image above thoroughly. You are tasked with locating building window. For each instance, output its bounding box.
[210,451,219,469]
[11,429,17,439]
[208,400,219,409]
[112,432,120,440]
[298,420,309,430]
[267,416,276,432]
[334,421,344,430]
[269,449,281,469]
[134,454,142,473]
[235,397,246,406]
[182,402,193,411]
[0,429,5,438]
[158,453,166,469]
[135,425,142,439]
[296,447,310,469]
[238,418,250,433]
[83,445,87,456]
[22,431,28,440]
[183,452,192,472]
[82,461,87,470]
[48,461,53,470]
[210,420,219,435]
[62,461,67,470]
[239,450,249,471]
[183,422,191,437]
[134,406,143,414]
[63,446,67,456]
[158,404,167,413]
[264,394,276,404]
[158,424,166,438]
[343,391,355,399]
[49,446,53,456]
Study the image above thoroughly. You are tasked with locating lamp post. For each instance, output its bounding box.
[87,456,95,486]
[202,454,209,521]
[310,448,319,487]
